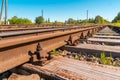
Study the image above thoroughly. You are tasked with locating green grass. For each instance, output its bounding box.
[100,52,112,65]
[52,49,59,56]
[112,23,120,27]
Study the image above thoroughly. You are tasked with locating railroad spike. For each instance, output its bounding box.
[67,35,73,45]
[28,51,35,63]
[28,43,43,62]
[35,43,42,60]
[36,43,42,51]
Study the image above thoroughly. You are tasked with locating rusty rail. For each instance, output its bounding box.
[0,24,103,32]
[0,24,84,31]
[0,26,91,39]
[0,25,106,74]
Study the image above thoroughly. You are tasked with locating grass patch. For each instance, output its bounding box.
[52,49,59,56]
[112,23,120,27]
[100,52,113,65]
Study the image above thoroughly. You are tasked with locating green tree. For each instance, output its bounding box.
[88,18,94,23]
[9,16,32,24]
[53,20,64,25]
[24,18,33,24]
[104,20,110,24]
[112,12,120,23]
[80,20,88,24]
[35,16,44,24]
[67,18,76,24]
[9,16,18,24]
[94,15,105,24]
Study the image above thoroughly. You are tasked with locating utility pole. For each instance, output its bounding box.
[0,0,8,25]
[41,9,43,17]
[5,0,8,25]
[0,0,4,24]
[86,10,88,21]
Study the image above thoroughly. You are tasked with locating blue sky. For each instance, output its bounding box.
[1,0,120,22]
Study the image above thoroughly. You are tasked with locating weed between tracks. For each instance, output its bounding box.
[52,50,120,67]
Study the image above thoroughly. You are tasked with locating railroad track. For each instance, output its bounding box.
[0,26,90,40]
[0,25,106,74]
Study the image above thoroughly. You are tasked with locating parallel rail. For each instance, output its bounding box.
[0,24,82,31]
[0,26,88,39]
[0,25,106,74]
[0,24,102,32]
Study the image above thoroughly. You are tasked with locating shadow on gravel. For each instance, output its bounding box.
[109,26,120,35]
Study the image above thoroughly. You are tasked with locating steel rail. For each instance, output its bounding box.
[0,25,102,39]
[0,26,83,37]
[0,25,105,74]
[0,26,97,48]
[0,26,71,32]
[0,25,91,33]
[0,24,101,32]
[0,24,79,31]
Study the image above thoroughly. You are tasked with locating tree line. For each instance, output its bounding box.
[3,12,120,25]
[66,15,109,24]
